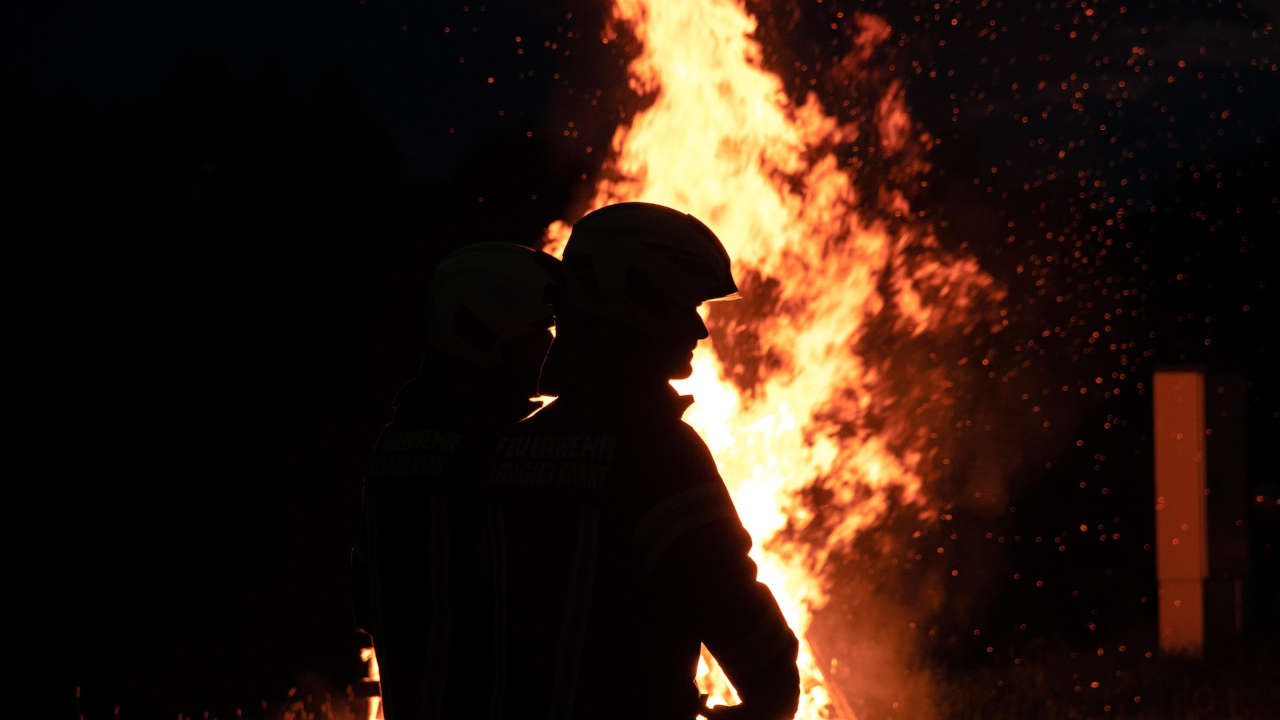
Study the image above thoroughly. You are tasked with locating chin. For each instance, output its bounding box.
[668,363,694,380]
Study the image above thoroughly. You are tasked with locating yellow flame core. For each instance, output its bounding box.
[547,1,999,718]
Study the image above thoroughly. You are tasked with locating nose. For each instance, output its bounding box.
[691,309,709,341]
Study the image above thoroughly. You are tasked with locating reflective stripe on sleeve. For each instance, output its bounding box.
[547,506,601,720]
[633,484,737,576]
[486,506,509,720]
[632,484,721,545]
[422,495,452,720]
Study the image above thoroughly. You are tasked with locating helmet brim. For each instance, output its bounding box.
[705,291,742,302]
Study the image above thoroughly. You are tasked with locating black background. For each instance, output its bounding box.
[8,1,1277,718]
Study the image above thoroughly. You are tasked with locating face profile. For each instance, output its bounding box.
[653,302,709,381]
[545,202,736,392]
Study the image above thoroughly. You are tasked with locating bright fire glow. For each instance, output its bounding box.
[546,1,997,718]
[361,646,382,720]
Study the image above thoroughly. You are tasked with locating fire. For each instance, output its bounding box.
[360,646,382,720]
[547,0,997,718]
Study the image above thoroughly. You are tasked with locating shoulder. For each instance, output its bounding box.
[624,417,733,523]
[627,422,745,575]
[628,416,719,480]
[669,419,716,462]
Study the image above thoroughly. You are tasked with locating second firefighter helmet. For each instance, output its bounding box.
[429,242,561,368]
[560,202,738,335]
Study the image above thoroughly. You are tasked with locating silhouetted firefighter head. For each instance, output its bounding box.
[546,201,739,390]
[402,242,561,425]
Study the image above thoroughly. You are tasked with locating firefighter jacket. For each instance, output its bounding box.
[485,384,801,720]
[351,370,535,720]
[355,420,491,720]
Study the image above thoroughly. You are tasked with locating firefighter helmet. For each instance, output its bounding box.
[560,202,738,335]
[429,242,560,368]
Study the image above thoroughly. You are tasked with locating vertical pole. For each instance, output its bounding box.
[1153,370,1208,656]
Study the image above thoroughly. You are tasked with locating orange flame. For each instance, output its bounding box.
[547,1,997,718]
[360,646,382,720]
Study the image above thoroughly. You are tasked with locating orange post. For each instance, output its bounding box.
[1153,370,1209,656]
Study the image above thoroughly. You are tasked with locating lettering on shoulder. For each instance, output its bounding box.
[496,433,618,463]
[367,429,465,480]
[491,432,620,493]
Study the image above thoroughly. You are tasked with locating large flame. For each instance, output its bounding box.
[547,1,997,718]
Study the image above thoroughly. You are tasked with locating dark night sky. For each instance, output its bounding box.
[9,1,1277,718]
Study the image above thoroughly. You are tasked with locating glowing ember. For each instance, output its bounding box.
[547,0,997,717]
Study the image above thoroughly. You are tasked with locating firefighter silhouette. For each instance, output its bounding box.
[352,242,561,720]
[485,203,801,720]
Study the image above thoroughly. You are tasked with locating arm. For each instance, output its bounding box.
[636,428,800,719]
